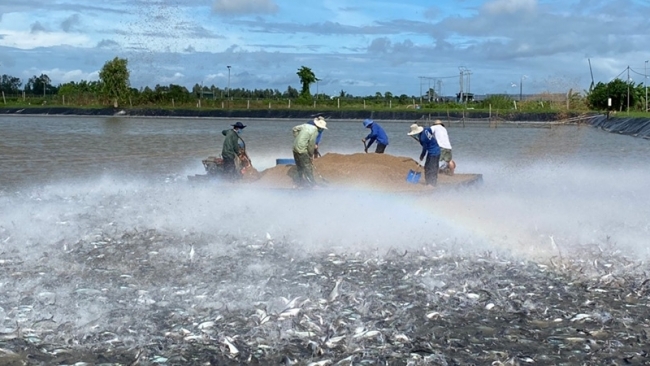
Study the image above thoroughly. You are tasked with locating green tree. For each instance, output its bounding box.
[99,57,130,107]
[587,79,633,111]
[296,66,318,98]
[0,74,22,94]
[284,86,299,98]
[25,74,52,95]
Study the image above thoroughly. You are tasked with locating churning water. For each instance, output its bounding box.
[1,115,650,364]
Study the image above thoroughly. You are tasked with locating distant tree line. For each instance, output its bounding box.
[1,56,646,111]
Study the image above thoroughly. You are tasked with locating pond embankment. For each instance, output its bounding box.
[588,115,650,139]
[0,106,585,122]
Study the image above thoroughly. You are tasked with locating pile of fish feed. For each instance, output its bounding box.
[1,228,650,365]
[252,153,478,191]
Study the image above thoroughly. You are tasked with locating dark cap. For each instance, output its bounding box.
[231,122,247,129]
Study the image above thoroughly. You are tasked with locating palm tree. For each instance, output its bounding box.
[296,66,319,97]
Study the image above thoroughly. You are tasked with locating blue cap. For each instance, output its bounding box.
[363,119,374,127]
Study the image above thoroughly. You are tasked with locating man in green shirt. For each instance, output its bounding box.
[292,117,327,187]
[221,121,246,180]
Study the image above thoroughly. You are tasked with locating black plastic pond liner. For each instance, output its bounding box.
[589,115,650,139]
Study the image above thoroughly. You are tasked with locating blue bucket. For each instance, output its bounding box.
[276,158,296,165]
[406,169,421,184]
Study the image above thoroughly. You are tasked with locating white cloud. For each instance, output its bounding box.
[482,0,537,15]
[37,68,99,84]
[160,72,185,83]
[1,0,650,97]
[0,30,93,49]
[212,0,279,15]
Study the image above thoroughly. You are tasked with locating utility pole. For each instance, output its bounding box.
[459,68,464,103]
[458,66,470,103]
[643,60,648,113]
[464,69,472,100]
[227,65,231,108]
[627,66,630,112]
[423,76,435,103]
[418,76,424,104]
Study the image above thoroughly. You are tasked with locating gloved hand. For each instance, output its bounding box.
[419,153,425,161]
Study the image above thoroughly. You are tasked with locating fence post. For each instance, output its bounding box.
[337,98,340,109]
[363,100,366,109]
[2,91,5,105]
[222,101,224,109]
[269,102,271,109]
[288,99,291,108]
[62,95,65,105]
[172,98,175,108]
[247,100,250,109]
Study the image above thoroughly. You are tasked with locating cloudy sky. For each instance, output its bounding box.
[0,0,649,97]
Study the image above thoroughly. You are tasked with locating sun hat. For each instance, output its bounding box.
[363,119,374,128]
[231,122,247,129]
[407,123,424,136]
[433,119,445,126]
[313,116,328,130]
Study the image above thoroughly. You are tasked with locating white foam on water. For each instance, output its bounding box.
[2,152,649,262]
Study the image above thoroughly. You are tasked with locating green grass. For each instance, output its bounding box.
[3,94,648,118]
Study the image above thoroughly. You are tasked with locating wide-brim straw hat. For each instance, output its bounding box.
[433,119,445,126]
[313,117,328,129]
[407,123,424,136]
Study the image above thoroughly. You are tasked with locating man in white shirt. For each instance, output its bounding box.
[430,120,456,175]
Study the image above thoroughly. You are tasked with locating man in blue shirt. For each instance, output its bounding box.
[407,123,440,186]
[362,119,389,153]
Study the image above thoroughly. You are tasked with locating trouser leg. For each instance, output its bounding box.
[222,157,237,180]
[424,154,440,186]
[293,151,304,184]
[375,143,386,153]
[293,152,314,186]
[298,153,315,186]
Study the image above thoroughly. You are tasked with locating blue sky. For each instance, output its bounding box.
[0,0,649,97]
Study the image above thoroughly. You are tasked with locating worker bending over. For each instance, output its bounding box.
[362,119,389,153]
[407,123,440,186]
[292,117,328,187]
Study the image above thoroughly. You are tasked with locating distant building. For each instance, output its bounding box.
[456,92,474,103]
